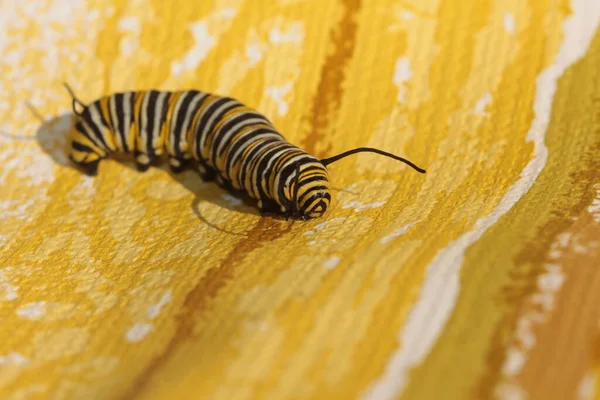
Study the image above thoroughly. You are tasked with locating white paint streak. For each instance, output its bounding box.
[147,291,172,319]
[0,268,18,301]
[504,12,516,35]
[125,323,153,343]
[266,82,294,116]
[342,200,387,212]
[1,283,18,301]
[393,57,412,103]
[0,352,29,366]
[16,301,46,320]
[588,184,600,222]
[362,3,600,399]
[494,241,567,393]
[312,218,347,232]
[474,92,492,116]
[324,256,340,270]
[380,222,417,244]
[269,23,304,44]
[402,11,415,21]
[218,7,237,19]
[245,43,264,67]
[495,383,526,400]
[172,22,216,76]
[577,371,597,400]
[502,348,527,376]
[171,7,238,76]
[117,16,141,33]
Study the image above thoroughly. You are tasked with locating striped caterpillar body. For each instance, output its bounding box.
[64,84,426,220]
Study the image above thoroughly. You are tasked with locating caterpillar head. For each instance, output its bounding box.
[283,161,332,220]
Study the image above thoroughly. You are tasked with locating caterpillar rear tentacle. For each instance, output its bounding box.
[63,83,426,220]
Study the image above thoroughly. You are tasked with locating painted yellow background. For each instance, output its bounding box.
[1,0,600,399]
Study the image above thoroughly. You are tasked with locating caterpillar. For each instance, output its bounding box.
[63,83,426,220]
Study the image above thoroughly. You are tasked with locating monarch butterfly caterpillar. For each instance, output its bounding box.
[63,83,426,220]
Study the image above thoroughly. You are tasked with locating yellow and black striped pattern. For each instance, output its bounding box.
[69,90,332,219]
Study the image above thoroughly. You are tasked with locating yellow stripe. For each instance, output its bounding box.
[69,148,100,163]
[100,96,114,131]
[124,93,136,152]
[160,91,182,155]
[72,129,106,156]
[132,92,146,153]
[99,96,118,151]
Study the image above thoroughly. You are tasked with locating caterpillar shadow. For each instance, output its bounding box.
[34,112,261,236]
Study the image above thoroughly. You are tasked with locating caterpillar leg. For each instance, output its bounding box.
[168,156,191,174]
[197,162,217,182]
[69,155,101,177]
[69,143,103,176]
[257,197,284,217]
[134,151,155,173]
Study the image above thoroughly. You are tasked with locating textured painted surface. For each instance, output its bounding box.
[1,0,600,399]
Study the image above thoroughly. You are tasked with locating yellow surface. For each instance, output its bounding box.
[1,1,600,399]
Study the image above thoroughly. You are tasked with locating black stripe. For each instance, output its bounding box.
[95,101,111,130]
[129,92,142,151]
[254,144,297,200]
[229,137,281,186]
[274,155,307,200]
[114,93,128,152]
[194,97,238,160]
[157,92,171,144]
[297,175,328,187]
[298,185,329,205]
[292,164,325,176]
[223,127,277,172]
[129,92,137,150]
[94,101,114,151]
[145,90,160,156]
[72,140,95,153]
[238,139,283,197]
[212,112,274,165]
[80,108,109,150]
[74,121,99,149]
[173,91,203,158]
[303,199,328,214]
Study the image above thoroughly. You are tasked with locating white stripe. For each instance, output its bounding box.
[153,92,168,150]
[362,2,600,399]
[79,119,105,153]
[122,92,133,151]
[139,93,151,152]
[179,93,208,155]
[168,92,186,154]
[89,103,114,151]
